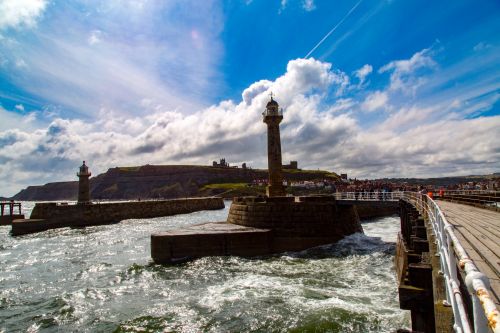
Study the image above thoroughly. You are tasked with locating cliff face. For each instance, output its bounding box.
[13,182,79,201]
[12,165,338,201]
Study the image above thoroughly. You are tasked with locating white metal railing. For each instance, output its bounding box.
[403,192,499,333]
[334,190,499,209]
[441,190,500,210]
[333,191,404,201]
[443,190,499,195]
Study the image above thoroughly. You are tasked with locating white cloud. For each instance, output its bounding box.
[0,0,47,30]
[1,57,499,197]
[361,91,388,112]
[302,0,316,11]
[242,80,272,105]
[0,106,40,132]
[379,48,436,94]
[0,1,224,117]
[376,105,433,131]
[279,0,316,13]
[473,42,492,52]
[279,0,288,13]
[327,98,355,113]
[15,58,27,68]
[15,104,24,111]
[354,64,372,85]
[87,30,102,45]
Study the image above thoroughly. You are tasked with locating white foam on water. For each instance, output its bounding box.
[0,202,410,332]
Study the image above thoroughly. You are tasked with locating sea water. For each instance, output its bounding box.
[0,201,410,332]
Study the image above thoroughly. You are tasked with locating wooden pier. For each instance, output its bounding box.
[436,200,500,307]
[394,192,500,333]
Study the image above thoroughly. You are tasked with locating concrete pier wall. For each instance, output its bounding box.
[12,197,224,236]
[230,196,364,252]
[227,196,363,253]
[151,222,273,264]
[152,196,364,264]
[150,197,403,264]
[340,200,399,219]
[0,214,24,226]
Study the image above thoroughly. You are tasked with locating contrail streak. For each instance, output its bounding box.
[305,0,363,58]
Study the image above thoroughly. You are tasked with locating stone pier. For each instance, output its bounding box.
[151,195,363,264]
[11,197,224,236]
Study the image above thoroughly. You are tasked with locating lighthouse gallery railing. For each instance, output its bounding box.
[334,191,499,333]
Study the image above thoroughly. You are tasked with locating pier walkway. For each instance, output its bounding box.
[335,191,499,332]
[436,200,500,307]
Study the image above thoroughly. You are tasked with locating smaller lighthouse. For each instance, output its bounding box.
[263,94,286,197]
[77,161,91,204]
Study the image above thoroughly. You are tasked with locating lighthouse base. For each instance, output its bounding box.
[151,195,363,263]
[227,195,363,253]
[265,184,286,197]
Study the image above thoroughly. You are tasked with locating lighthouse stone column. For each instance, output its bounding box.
[263,96,286,197]
[77,161,92,204]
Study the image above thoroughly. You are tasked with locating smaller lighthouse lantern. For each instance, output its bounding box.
[77,161,91,204]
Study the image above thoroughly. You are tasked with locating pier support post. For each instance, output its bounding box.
[396,199,454,332]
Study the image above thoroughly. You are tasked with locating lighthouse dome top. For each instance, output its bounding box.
[263,94,283,118]
[266,97,279,108]
[77,161,91,177]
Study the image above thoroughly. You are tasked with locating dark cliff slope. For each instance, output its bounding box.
[13,182,79,201]
[12,165,338,200]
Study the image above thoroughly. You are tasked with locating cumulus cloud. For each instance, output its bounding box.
[279,0,316,13]
[361,91,388,112]
[0,56,499,196]
[0,0,47,30]
[379,48,437,94]
[302,0,316,11]
[354,64,373,86]
[242,80,272,105]
[0,106,40,132]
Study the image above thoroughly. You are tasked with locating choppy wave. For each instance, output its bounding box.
[0,204,409,332]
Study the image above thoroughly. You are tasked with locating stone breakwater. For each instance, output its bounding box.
[151,196,364,264]
[11,197,224,236]
[227,196,363,253]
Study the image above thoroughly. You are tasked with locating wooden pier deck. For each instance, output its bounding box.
[436,200,500,306]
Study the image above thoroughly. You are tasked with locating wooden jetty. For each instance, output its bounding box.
[395,192,499,333]
[436,200,500,307]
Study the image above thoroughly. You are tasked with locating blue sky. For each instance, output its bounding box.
[0,0,499,196]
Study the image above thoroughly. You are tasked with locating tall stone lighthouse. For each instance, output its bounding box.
[77,161,91,204]
[263,94,286,197]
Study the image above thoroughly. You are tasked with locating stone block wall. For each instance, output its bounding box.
[151,224,273,263]
[12,198,224,236]
[345,201,399,219]
[30,198,224,226]
[227,196,363,252]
